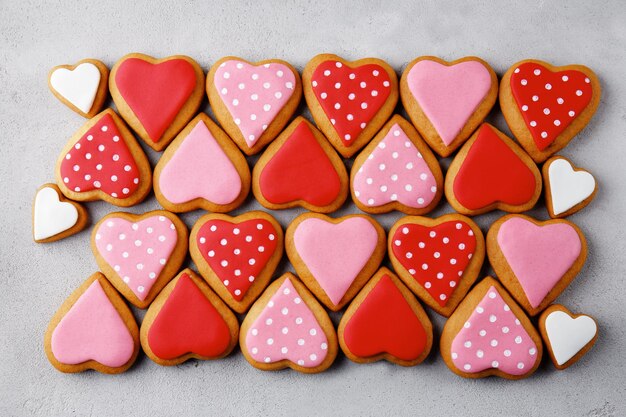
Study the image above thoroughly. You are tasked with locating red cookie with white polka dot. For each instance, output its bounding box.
[303,54,398,158]
[499,59,601,163]
[55,109,152,207]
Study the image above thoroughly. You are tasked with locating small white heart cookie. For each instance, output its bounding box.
[33,184,87,243]
[543,156,597,218]
[48,60,108,118]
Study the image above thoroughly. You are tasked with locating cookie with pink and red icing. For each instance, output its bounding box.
[400,56,498,157]
[440,276,543,380]
[500,59,601,163]
[153,113,250,213]
[388,213,485,317]
[303,54,398,158]
[486,214,587,316]
[542,155,597,219]
[91,210,188,309]
[350,115,443,215]
[44,272,139,374]
[240,273,338,373]
[285,213,386,311]
[206,56,302,155]
[54,109,152,207]
[33,183,88,243]
[48,59,109,118]
[110,53,205,151]
[189,211,284,314]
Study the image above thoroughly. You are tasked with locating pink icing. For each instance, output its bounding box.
[245,278,328,367]
[51,280,134,367]
[94,215,178,300]
[497,217,582,308]
[407,60,492,145]
[451,285,538,375]
[158,120,242,205]
[292,217,379,305]
[353,123,437,208]
[214,60,296,146]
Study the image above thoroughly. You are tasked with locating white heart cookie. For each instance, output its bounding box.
[50,62,101,114]
[544,310,597,366]
[548,158,595,216]
[34,186,79,240]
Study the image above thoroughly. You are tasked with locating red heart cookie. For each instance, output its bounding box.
[445,123,542,216]
[338,268,433,366]
[252,117,348,213]
[190,211,284,313]
[140,269,239,366]
[388,214,485,317]
[303,54,398,157]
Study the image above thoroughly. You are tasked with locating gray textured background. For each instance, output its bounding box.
[1,1,625,416]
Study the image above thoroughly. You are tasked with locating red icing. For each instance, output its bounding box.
[311,60,391,146]
[115,58,197,142]
[59,113,140,198]
[258,121,342,206]
[196,219,279,301]
[510,63,593,151]
[452,124,537,210]
[392,221,477,307]
[147,273,232,360]
[343,274,429,361]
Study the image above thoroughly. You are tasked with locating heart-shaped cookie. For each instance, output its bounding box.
[338,268,433,366]
[543,156,597,218]
[351,115,443,214]
[500,59,601,163]
[153,113,250,213]
[48,59,109,118]
[487,214,587,316]
[190,211,283,313]
[44,273,139,374]
[400,56,498,157]
[32,184,88,243]
[110,53,205,151]
[240,273,338,373]
[388,214,485,317]
[303,54,398,157]
[140,269,239,366]
[55,109,152,207]
[207,56,302,155]
[445,123,542,216]
[285,213,385,311]
[252,117,348,213]
[91,210,188,309]
[440,277,543,379]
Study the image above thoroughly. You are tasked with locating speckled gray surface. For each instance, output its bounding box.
[1,1,625,416]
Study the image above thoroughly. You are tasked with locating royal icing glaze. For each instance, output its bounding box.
[258,121,342,206]
[548,158,595,215]
[292,217,378,305]
[311,61,391,145]
[51,280,134,367]
[95,215,178,300]
[147,273,232,360]
[450,286,538,375]
[214,60,296,146]
[59,113,140,198]
[115,58,197,142]
[392,221,477,306]
[510,63,593,150]
[196,219,278,301]
[406,60,492,146]
[50,62,101,113]
[353,123,437,208]
[452,124,537,210]
[544,310,597,366]
[245,278,328,367]
[343,274,429,361]
[33,187,79,240]
[158,120,241,205]
[496,217,581,308]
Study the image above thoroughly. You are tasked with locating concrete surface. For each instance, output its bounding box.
[1,1,625,416]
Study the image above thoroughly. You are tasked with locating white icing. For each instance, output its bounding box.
[544,310,597,365]
[34,187,79,240]
[548,158,595,215]
[50,62,101,113]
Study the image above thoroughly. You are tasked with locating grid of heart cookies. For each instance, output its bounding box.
[38,53,601,378]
